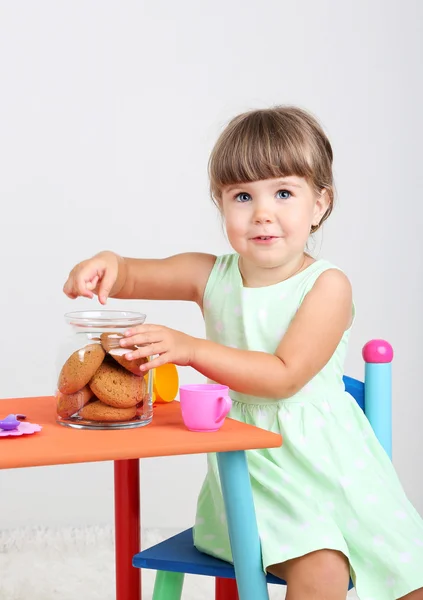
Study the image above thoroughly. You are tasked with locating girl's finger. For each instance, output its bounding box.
[66,279,93,300]
[124,324,162,337]
[63,277,76,298]
[98,270,116,305]
[121,332,162,348]
[78,283,95,299]
[124,343,166,361]
[86,275,99,291]
[139,353,169,372]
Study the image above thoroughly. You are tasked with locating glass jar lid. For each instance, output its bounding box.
[64,310,146,329]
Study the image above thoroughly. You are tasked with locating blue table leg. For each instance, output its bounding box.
[217,451,269,600]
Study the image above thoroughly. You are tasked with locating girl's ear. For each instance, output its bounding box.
[312,189,331,228]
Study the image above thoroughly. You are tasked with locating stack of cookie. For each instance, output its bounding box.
[56,333,148,423]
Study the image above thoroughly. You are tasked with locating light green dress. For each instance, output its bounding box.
[193,253,423,600]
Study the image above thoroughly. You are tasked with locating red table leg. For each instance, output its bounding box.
[215,577,239,600]
[114,459,141,600]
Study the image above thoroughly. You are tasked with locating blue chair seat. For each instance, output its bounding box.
[133,528,355,590]
[133,527,285,585]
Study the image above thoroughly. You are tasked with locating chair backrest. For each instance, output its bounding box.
[342,339,393,459]
[343,375,364,411]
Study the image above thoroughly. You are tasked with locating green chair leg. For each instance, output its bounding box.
[152,570,185,600]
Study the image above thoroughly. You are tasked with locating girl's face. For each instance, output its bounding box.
[220,176,330,275]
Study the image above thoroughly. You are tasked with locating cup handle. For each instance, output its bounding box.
[215,395,232,424]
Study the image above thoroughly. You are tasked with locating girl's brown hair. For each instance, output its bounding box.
[209,106,334,233]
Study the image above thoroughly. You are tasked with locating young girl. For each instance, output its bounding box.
[63,106,423,600]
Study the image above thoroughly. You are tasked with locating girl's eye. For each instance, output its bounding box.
[235,192,252,203]
[276,189,291,200]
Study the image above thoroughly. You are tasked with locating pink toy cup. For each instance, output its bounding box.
[179,384,232,432]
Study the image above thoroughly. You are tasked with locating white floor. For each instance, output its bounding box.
[0,526,358,599]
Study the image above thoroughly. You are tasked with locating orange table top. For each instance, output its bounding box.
[0,396,282,470]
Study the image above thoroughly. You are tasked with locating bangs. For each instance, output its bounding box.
[209,110,315,199]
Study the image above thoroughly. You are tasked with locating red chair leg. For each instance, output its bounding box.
[215,577,239,600]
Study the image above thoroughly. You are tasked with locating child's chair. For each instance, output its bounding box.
[132,339,393,600]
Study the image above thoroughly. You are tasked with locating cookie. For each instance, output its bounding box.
[100,332,147,376]
[79,400,137,422]
[56,386,94,419]
[89,361,145,408]
[58,343,106,394]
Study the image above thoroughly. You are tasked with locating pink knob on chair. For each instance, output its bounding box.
[362,339,394,363]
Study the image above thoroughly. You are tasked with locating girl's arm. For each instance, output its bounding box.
[64,251,216,307]
[189,269,352,399]
[114,253,217,306]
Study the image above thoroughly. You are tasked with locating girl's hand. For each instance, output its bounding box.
[119,324,195,371]
[63,251,122,305]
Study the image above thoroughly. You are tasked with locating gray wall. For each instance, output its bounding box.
[0,0,422,529]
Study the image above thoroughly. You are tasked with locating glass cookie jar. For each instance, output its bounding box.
[56,310,153,429]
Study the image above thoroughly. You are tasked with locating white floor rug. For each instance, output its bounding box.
[0,526,358,599]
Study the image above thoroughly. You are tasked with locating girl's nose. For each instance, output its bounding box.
[253,208,274,224]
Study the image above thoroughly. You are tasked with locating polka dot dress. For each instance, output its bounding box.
[193,254,423,599]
